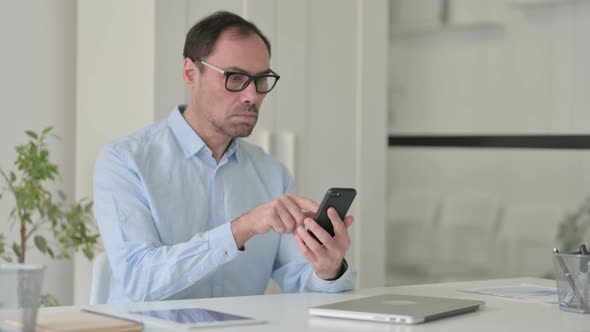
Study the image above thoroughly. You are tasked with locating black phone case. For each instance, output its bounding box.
[308,188,356,242]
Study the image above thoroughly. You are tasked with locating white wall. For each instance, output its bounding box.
[154,0,188,120]
[74,0,157,305]
[387,0,590,285]
[0,0,76,304]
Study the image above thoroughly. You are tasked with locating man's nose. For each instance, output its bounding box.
[239,81,260,104]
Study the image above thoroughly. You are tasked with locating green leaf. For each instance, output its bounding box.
[34,235,48,253]
[2,129,101,264]
[39,293,59,307]
[12,242,22,259]
[84,202,93,213]
[82,247,94,260]
[25,130,38,139]
[42,127,53,135]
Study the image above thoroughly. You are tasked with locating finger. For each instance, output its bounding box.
[268,209,287,234]
[328,209,351,248]
[343,215,354,228]
[297,224,327,254]
[275,203,297,233]
[288,194,320,213]
[327,208,347,234]
[280,195,308,226]
[294,233,316,262]
[303,210,316,219]
[303,218,336,249]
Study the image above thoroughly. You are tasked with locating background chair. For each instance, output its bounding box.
[89,252,110,305]
[386,192,442,285]
[497,204,562,278]
[426,194,503,282]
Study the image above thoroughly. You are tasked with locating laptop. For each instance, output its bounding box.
[308,294,484,324]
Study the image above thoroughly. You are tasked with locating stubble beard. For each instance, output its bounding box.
[214,104,259,138]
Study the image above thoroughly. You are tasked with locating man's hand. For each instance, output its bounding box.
[231,194,319,248]
[294,207,354,280]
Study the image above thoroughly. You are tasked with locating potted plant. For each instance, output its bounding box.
[0,127,100,306]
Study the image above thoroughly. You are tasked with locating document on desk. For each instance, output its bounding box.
[459,283,558,304]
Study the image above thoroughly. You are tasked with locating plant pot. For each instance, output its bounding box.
[0,263,45,332]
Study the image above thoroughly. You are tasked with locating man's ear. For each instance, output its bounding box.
[183,58,197,87]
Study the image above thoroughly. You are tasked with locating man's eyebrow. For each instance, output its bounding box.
[227,66,272,75]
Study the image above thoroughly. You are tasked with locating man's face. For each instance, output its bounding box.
[186,29,270,139]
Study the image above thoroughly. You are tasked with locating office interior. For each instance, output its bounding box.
[0,0,589,306]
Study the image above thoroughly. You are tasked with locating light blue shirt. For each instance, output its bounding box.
[93,105,355,303]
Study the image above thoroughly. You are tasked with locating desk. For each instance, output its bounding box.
[43,278,590,331]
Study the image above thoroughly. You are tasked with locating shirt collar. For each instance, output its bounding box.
[168,105,206,159]
[226,139,239,162]
[168,105,240,161]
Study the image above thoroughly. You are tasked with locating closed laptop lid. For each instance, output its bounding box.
[309,294,484,324]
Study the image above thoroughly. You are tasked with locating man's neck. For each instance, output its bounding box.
[182,105,231,163]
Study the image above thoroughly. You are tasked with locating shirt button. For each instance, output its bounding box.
[224,251,230,259]
[119,215,127,223]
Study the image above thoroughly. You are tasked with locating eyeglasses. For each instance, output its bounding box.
[195,59,280,94]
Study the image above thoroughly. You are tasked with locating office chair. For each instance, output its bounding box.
[498,204,562,277]
[386,192,442,286]
[89,252,111,304]
[428,194,503,281]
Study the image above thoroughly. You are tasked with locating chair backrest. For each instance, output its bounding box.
[387,192,442,264]
[498,204,562,277]
[436,194,503,265]
[89,252,110,305]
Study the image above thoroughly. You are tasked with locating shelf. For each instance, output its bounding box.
[512,0,590,8]
[388,134,590,149]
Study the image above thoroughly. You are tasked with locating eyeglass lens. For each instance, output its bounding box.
[226,73,277,93]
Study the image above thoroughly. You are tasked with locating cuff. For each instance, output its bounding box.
[207,222,240,265]
[310,259,356,292]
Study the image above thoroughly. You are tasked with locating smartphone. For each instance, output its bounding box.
[308,188,356,242]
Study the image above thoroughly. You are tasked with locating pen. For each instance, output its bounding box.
[580,244,589,274]
[554,248,586,307]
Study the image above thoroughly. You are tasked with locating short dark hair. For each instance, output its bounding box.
[183,11,271,63]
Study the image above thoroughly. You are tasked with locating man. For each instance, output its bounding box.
[93,11,355,304]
